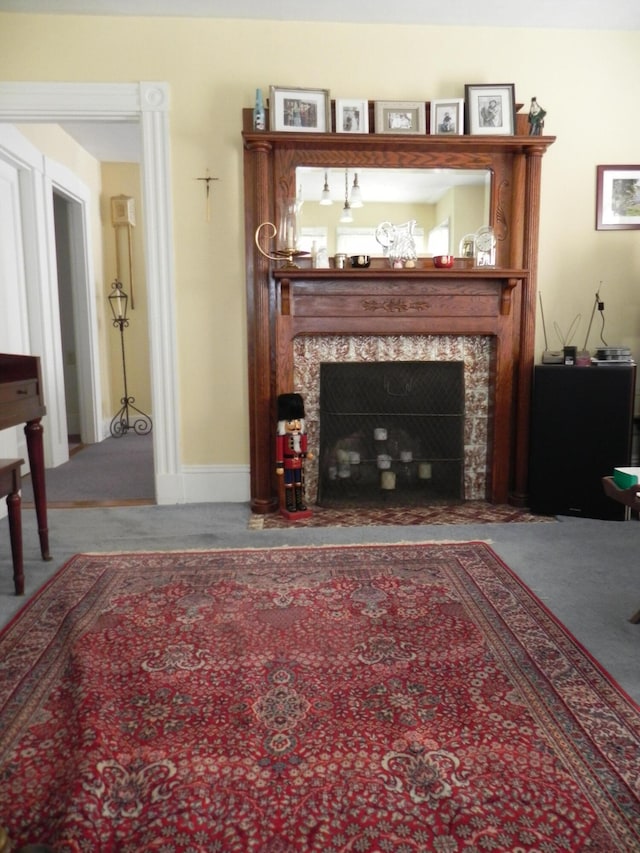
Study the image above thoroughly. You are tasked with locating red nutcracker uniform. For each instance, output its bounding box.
[276,393,312,516]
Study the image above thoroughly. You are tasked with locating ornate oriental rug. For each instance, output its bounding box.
[0,543,637,851]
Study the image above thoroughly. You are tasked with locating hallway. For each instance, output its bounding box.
[20,434,154,507]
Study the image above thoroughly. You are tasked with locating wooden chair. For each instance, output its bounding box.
[0,458,25,595]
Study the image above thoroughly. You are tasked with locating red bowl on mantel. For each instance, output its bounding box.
[433,255,455,269]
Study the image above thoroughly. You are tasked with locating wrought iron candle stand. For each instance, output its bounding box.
[108,280,152,438]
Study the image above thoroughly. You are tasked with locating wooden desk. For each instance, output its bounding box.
[0,354,51,562]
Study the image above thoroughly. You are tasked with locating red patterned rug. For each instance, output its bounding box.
[0,543,637,851]
[251,501,554,528]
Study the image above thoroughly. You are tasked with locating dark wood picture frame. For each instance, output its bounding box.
[596,165,640,230]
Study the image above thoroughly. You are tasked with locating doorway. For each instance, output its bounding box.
[52,191,83,447]
[0,82,181,505]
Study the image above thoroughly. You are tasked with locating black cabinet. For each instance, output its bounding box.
[528,364,636,520]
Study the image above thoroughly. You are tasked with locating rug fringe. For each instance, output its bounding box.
[74,540,494,557]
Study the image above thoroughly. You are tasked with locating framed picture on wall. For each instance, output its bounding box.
[464,84,515,135]
[596,165,640,230]
[430,99,464,135]
[269,86,331,133]
[336,98,369,133]
[374,100,426,135]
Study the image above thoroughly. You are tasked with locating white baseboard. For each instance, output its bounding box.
[156,465,251,505]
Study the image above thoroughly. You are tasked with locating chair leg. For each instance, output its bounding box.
[7,491,24,596]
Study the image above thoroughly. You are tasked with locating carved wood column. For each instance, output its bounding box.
[244,139,277,513]
[512,145,546,505]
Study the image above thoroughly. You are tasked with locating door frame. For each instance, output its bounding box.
[48,166,102,450]
[0,82,182,504]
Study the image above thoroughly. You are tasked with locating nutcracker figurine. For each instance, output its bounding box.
[276,393,313,519]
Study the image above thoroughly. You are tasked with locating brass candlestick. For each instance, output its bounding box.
[254,221,308,269]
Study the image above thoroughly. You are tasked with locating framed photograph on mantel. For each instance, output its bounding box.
[596,165,640,230]
[430,98,464,135]
[336,98,369,133]
[269,86,331,133]
[465,84,515,135]
[374,100,426,135]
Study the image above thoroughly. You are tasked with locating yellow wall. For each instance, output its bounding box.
[1,13,639,468]
[101,163,152,416]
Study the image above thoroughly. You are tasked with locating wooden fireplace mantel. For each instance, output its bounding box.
[243,110,555,513]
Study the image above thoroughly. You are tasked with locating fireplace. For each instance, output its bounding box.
[243,113,555,513]
[317,361,465,507]
[294,333,493,506]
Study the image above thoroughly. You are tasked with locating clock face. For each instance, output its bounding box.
[475,227,495,252]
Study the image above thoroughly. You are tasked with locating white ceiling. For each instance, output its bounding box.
[1,0,640,30]
[57,120,142,163]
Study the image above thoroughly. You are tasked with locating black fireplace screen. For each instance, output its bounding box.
[318,361,465,507]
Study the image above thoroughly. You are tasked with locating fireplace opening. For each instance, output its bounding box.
[317,361,465,507]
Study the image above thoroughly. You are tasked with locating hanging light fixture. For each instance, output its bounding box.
[349,172,363,208]
[340,169,353,223]
[319,171,333,205]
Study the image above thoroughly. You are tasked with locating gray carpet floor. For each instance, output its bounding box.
[20,434,155,504]
[0,501,638,704]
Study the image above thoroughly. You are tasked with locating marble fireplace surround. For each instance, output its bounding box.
[294,334,493,504]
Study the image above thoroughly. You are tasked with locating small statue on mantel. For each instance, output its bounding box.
[528,97,547,136]
[275,393,313,520]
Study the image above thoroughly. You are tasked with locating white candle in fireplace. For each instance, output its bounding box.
[377,454,391,469]
[381,471,396,490]
[373,428,387,441]
[400,450,413,462]
[418,462,432,479]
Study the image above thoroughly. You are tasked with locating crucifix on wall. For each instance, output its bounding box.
[196,169,219,222]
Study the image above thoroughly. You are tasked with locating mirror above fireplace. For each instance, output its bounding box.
[296,166,491,256]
